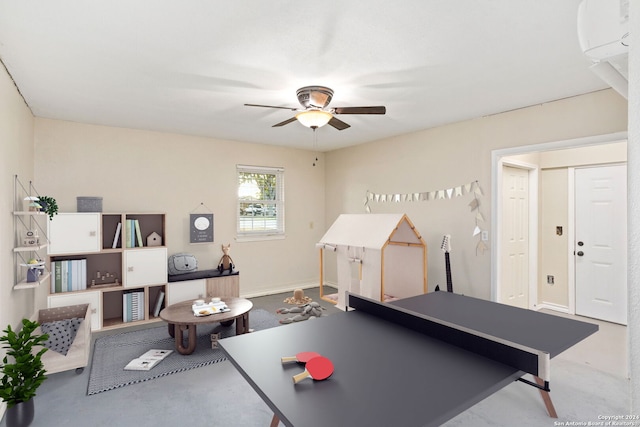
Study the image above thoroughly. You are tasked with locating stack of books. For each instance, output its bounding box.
[123,290,145,322]
[50,259,87,293]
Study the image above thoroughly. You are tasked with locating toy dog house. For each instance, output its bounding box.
[317,213,427,310]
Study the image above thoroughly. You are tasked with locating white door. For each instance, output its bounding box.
[575,164,627,324]
[500,166,529,308]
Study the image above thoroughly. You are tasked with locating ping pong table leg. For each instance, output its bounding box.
[270,414,280,427]
[534,376,558,418]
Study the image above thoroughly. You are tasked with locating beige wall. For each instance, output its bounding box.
[0,64,36,337]
[33,119,326,300]
[325,89,628,300]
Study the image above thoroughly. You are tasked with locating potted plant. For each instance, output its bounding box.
[0,319,49,427]
[37,196,58,221]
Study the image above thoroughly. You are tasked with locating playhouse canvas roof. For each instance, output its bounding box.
[319,214,423,250]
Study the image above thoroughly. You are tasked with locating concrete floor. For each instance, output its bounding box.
[0,287,629,427]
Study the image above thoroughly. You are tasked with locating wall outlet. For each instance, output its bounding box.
[481,230,489,241]
[547,275,554,285]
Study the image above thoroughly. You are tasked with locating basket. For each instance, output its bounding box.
[77,196,103,212]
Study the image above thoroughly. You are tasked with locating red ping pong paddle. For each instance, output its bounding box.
[281,351,321,364]
[292,356,334,384]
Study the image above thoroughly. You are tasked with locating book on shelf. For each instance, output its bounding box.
[124,349,173,371]
[112,222,122,249]
[134,219,143,247]
[51,259,87,293]
[123,290,145,322]
[153,290,165,317]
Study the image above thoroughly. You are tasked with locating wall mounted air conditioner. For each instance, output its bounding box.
[577,0,629,99]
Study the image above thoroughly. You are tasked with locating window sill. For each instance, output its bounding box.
[235,234,285,243]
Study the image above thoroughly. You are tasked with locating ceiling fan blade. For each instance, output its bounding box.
[328,116,351,130]
[245,103,298,111]
[333,106,386,115]
[272,117,298,127]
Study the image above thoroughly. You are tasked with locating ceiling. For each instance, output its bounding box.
[0,1,608,152]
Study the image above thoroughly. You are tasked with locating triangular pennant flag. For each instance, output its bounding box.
[474,182,483,196]
[469,199,479,210]
[464,183,472,193]
[402,194,408,202]
[476,212,484,222]
[429,191,437,200]
[413,193,420,202]
[365,205,371,213]
[476,240,488,255]
[380,194,386,202]
[368,192,373,201]
[454,186,463,197]
[375,194,380,202]
[446,188,454,199]
[394,194,401,202]
[473,226,481,236]
[421,192,428,201]
[437,190,446,200]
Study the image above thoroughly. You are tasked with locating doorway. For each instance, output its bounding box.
[491,132,627,314]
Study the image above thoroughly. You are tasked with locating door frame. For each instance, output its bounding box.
[497,160,538,309]
[490,131,627,303]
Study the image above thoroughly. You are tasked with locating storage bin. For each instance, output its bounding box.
[77,196,103,212]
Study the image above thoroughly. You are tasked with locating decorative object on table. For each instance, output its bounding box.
[37,196,58,221]
[217,243,234,273]
[167,253,198,275]
[189,203,214,244]
[76,196,102,212]
[0,319,49,427]
[283,288,312,305]
[146,231,162,247]
[277,302,326,324]
[21,258,44,283]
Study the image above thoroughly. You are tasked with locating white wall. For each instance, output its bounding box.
[33,119,326,301]
[324,89,628,300]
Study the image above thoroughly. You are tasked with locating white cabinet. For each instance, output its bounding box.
[124,248,168,288]
[48,291,102,331]
[48,213,101,254]
[166,279,206,305]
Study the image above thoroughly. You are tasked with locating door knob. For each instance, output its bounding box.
[577,251,584,256]
[577,241,584,246]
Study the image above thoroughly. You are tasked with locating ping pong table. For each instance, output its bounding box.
[219,291,598,427]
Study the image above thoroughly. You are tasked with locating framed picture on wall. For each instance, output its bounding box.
[190,213,214,244]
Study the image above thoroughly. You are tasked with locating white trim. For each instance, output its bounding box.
[567,167,576,315]
[536,302,570,314]
[491,131,628,303]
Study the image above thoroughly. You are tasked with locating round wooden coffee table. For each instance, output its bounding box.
[159,297,253,355]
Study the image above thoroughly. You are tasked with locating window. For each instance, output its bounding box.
[237,165,284,239]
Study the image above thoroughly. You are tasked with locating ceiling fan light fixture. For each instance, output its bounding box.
[295,110,332,129]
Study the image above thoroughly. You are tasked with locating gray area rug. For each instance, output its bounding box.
[87,308,280,395]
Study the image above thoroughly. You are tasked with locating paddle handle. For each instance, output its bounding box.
[292,370,311,384]
[281,356,297,363]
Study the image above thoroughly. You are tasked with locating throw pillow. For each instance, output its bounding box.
[40,317,84,356]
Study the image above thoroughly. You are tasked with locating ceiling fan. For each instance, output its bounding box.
[244,86,386,130]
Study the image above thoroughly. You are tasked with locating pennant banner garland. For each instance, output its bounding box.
[364,180,488,255]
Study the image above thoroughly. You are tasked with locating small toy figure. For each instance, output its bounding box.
[217,243,235,273]
[276,302,326,324]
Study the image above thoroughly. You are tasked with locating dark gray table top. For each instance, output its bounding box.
[219,292,598,427]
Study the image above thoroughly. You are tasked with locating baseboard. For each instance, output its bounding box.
[240,281,321,299]
[535,302,570,314]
